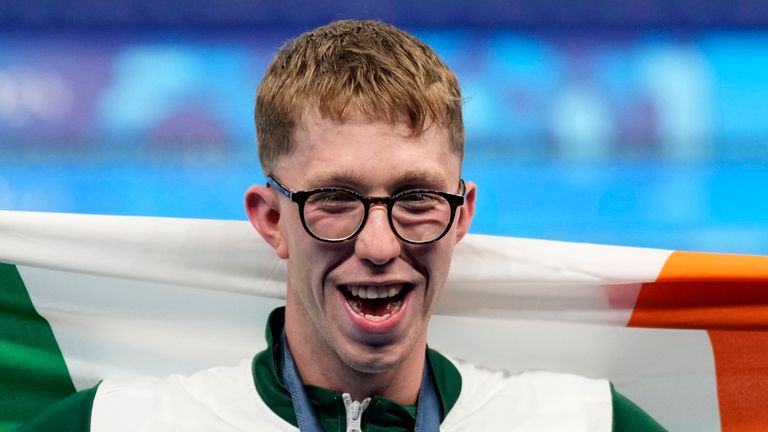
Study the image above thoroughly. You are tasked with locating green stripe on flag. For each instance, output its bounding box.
[0,263,76,431]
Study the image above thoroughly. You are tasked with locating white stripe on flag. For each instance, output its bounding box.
[19,264,283,389]
[429,315,719,431]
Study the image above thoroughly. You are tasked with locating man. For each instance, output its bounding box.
[17,19,664,431]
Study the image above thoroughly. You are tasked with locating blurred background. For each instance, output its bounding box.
[1,1,767,254]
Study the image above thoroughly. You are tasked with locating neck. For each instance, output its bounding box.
[284,305,425,405]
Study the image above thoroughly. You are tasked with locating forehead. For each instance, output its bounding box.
[274,110,461,191]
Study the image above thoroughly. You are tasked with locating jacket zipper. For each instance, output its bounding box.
[342,393,371,432]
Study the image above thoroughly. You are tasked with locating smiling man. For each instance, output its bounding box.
[249,114,467,404]
[240,19,664,431]
[16,19,664,432]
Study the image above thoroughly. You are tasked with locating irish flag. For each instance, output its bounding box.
[2,210,768,431]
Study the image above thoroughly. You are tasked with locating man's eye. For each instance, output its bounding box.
[397,193,443,208]
[307,191,359,213]
[310,191,357,202]
[400,192,435,201]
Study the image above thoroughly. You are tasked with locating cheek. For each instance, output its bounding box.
[428,261,452,298]
[411,244,455,289]
[284,231,350,290]
[279,210,309,257]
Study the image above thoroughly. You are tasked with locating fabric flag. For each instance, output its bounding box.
[1,210,768,431]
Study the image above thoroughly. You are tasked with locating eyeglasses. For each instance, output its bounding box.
[266,175,465,244]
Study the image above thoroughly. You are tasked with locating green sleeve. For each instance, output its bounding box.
[611,384,667,432]
[12,385,98,432]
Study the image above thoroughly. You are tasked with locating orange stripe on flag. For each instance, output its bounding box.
[628,252,768,430]
[708,330,768,431]
[627,251,768,330]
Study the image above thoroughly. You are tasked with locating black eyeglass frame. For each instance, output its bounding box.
[266,175,466,244]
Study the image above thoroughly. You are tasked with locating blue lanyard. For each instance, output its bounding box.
[278,331,442,431]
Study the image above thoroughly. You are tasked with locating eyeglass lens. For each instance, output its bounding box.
[302,190,453,243]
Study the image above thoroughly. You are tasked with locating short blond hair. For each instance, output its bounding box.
[255,19,464,172]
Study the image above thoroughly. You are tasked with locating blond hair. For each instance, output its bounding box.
[255,19,464,172]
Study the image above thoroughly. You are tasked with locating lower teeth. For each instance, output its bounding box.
[350,299,361,313]
[348,299,403,321]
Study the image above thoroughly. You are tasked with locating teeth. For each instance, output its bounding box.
[343,285,406,322]
[388,300,403,314]
[347,299,403,321]
[349,299,361,313]
[346,284,403,299]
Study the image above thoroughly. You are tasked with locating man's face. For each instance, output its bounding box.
[255,110,475,374]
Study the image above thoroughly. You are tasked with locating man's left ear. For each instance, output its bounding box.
[453,180,476,244]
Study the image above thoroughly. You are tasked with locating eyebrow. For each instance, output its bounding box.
[394,170,448,189]
[306,169,449,191]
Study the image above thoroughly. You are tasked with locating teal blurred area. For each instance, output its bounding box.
[1,27,767,254]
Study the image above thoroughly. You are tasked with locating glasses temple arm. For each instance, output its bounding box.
[266,176,293,199]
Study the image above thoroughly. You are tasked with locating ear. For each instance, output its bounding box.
[245,185,289,259]
[453,180,476,244]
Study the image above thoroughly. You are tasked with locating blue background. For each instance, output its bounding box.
[1,2,767,254]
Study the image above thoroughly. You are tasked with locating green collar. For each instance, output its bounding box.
[252,308,462,431]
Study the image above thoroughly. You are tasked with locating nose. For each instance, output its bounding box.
[354,205,401,265]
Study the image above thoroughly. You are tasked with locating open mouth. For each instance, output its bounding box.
[339,284,412,322]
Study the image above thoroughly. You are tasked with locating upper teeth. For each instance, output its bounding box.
[347,284,403,299]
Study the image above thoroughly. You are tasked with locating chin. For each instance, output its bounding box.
[337,332,420,374]
[341,350,403,374]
